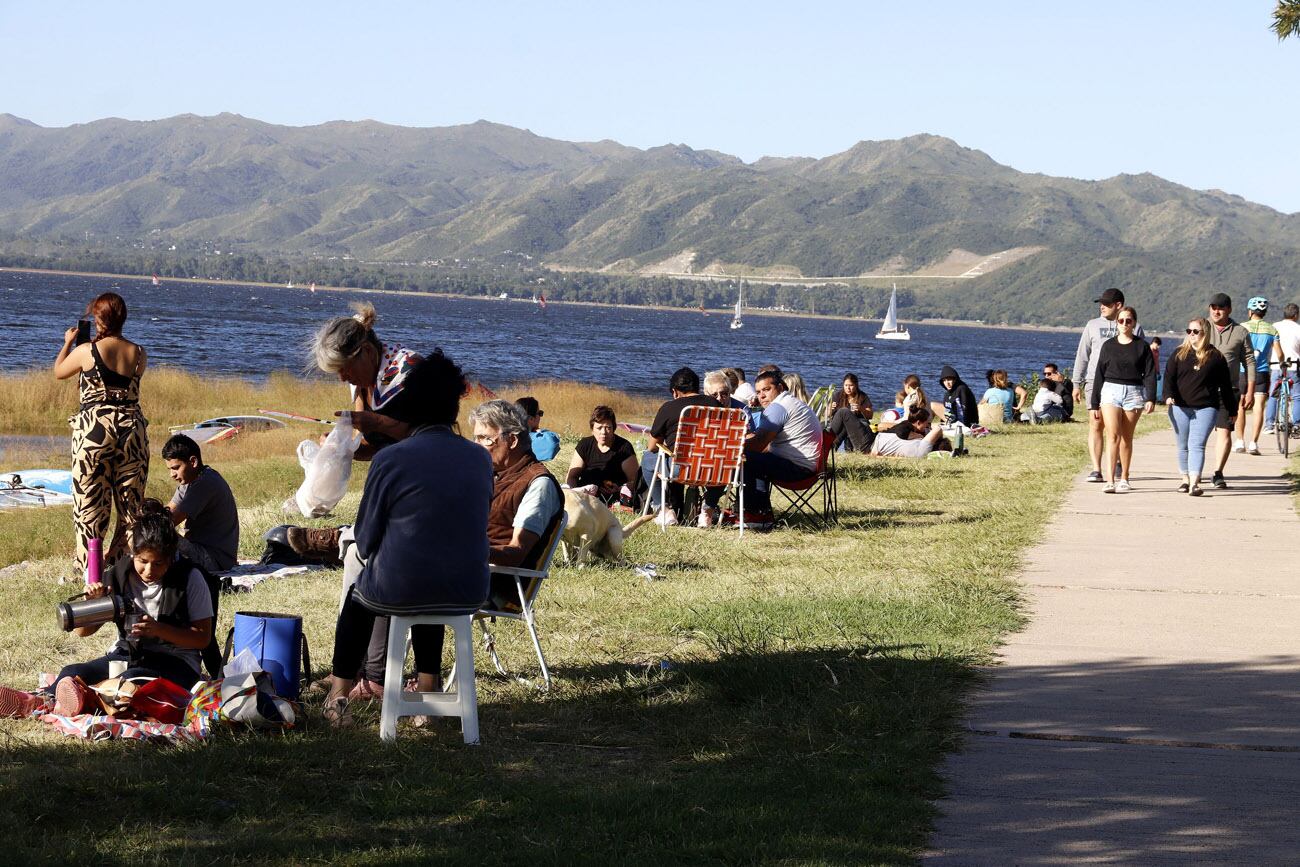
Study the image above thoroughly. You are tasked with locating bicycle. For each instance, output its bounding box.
[1274,359,1294,458]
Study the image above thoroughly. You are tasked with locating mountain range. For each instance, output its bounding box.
[1,112,1298,327]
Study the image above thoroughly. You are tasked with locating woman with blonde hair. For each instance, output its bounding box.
[310,302,423,461]
[54,292,149,574]
[782,372,811,405]
[1164,316,1236,495]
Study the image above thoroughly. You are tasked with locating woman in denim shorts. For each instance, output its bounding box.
[1089,306,1158,492]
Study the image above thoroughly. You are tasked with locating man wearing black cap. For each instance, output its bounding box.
[1205,293,1254,488]
[1072,288,1144,482]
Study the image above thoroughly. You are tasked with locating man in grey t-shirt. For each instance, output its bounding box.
[162,434,239,572]
[1072,287,1145,482]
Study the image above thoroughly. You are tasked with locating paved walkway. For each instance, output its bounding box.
[927,425,1300,865]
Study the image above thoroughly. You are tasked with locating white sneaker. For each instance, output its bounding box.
[1263,425,1275,435]
[655,508,678,528]
[1247,442,1261,455]
[1232,439,1245,453]
[697,506,716,528]
[1116,480,1132,493]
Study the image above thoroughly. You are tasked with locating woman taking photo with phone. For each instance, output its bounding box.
[1089,306,1157,493]
[1164,317,1236,496]
[54,292,149,575]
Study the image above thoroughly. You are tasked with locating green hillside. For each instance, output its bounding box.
[1,113,1298,328]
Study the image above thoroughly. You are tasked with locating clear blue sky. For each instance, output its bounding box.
[5,1,1298,212]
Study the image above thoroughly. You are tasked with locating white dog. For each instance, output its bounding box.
[560,489,655,565]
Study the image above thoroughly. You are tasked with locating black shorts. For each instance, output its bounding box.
[1239,374,1268,396]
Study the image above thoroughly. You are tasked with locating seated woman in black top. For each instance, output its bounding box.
[565,405,639,505]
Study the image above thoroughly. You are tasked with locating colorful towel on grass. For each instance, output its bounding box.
[38,711,201,744]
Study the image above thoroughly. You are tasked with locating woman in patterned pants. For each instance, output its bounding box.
[54,292,150,574]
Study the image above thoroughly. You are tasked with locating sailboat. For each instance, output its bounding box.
[875,284,910,341]
[729,282,744,330]
[151,274,161,287]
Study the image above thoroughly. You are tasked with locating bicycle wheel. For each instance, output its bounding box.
[1277,389,1291,458]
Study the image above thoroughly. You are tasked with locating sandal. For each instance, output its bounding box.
[1176,482,1190,493]
[1189,485,1204,497]
[322,695,353,728]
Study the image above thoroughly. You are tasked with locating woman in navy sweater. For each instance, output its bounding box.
[1090,306,1157,493]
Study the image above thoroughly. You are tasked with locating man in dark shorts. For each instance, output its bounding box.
[1206,293,1255,488]
[162,434,239,573]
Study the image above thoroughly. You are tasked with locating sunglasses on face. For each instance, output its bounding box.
[1186,328,1202,334]
[1117,318,1136,325]
[1210,306,1227,311]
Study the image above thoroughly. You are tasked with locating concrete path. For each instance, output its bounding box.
[927,424,1300,865]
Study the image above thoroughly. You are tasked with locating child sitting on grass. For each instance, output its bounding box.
[47,501,214,716]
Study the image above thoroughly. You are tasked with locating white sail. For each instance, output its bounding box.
[730,282,744,329]
[875,284,910,340]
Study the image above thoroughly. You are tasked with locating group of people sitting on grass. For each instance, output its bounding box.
[978,364,1076,425]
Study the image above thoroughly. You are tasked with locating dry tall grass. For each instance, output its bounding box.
[1,369,662,440]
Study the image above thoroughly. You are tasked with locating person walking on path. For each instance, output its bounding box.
[1073,288,1144,483]
[1089,306,1156,493]
[1233,297,1280,456]
[53,292,150,575]
[1205,293,1255,488]
[1265,302,1300,434]
[1164,317,1236,496]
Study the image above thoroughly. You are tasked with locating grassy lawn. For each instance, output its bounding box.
[0,371,1086,865]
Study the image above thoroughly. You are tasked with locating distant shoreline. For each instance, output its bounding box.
[1,264,1097,334]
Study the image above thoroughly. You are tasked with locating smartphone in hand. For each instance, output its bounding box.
[74,319,91,346]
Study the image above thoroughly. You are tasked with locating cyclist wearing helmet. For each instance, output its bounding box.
[1235,296,1281,456]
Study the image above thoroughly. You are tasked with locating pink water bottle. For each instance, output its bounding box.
[86,538,102,586]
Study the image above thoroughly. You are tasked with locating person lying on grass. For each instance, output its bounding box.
[49,502,215,717]
[871,406,948,459]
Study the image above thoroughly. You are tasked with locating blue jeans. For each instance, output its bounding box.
[1169,405,1217,477]
[1264,371,1300,428]
[641,451,669,511]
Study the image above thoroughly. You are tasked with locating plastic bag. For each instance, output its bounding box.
[223,647,262,679]
[294,413,361,517]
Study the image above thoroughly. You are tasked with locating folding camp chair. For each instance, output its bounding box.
[641,405,748,536]
[771,429,838,527]
[476,510,568,690]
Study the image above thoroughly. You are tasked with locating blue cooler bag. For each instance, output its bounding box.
[222,611,311,699]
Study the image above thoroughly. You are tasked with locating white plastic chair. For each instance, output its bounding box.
[379,612,479,744]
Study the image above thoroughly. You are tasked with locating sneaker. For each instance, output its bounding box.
[654,508,678,528]
[0,685,45,719]
[1232,439,1245,453]
[1247,442,1261,456]
[1212,472,1227,489]
[1103,482,1116,493]
[287,526,343,565]
[741,510,776,530]
[697,506,717,528]
[1264,425,1275,435]
[53,676,94,716]
[1176,482,1190,493]
[1086,470,1104,483]
[1190,485,1204,497]
[1116,480,1132,493]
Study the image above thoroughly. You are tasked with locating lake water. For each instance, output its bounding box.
[3,269,1082,401]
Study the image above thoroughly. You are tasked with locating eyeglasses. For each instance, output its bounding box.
[1042,371,1055,377]
[473,434,498,446]
[1209,305,1228,311]
[1186,328,1202,335]
[535,410,544,418]
[1117,318,1136,325]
